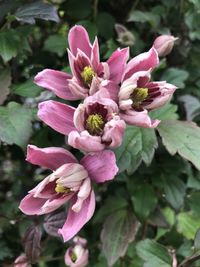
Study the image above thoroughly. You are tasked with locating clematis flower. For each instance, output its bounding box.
[34,25,129,101]
[19,145,118,242]
[153,34,178,57]
[38,89,126,152]
[118,47,177,128]
[65,236,88,267]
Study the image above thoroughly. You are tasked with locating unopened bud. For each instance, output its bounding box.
[153,35,178,57]
[115,24,135,46]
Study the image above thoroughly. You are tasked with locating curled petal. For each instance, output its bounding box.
[81,150,118,183]
[102,117,126,148]
[120,109,160,128]
[107,47,129,83]
[91,37,100,71]
[26,145,77,170]
[34,69,79,100]
[38,100,76,135]
[72,178,91,212]
[123,47,159,80]
[59,190,95,242]
[68,131,105,152]
[68,25,92,57]
[65,246,89,267]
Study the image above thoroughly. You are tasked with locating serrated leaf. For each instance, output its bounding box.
[0,68,11,105]
[150,103,178,120]
[161,68,189,88]
[157,120,200,170]
[23,225,42,263]
[161,175,186,210]
[101,210,140,266]
[0,102,33,148]
[43,211,66,237]
[136,239,172,267]
[43,34,66,57]
[177,212,200,240]
[179,94,200,120]
[11,79,42,97]
[131,184,157,221]
[14,1,59,24]
[114,126,158,174]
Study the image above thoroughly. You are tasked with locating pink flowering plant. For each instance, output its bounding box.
[1,1,200,267]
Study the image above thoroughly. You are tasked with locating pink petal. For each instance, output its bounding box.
[107,47,129,83]
[26,145,77,170]
[101,80,119,102]
[81,150,118,183]
[38,100,76,135]
[102,116,126,148]
[120,109,160,128]
[91,37,100,71]
[19,192,72,215]
[65,247,89,267]
[123,47,159,80]
[58,190,95,242]
[68,25,92,58]
[34,69,79,100]
[68,131,105,152]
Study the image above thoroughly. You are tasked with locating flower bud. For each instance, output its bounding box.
[115,23,135,46]
[65,236,88,267]
[14,254,30,267]
[153,35,178,57]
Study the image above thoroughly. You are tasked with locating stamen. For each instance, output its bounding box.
[130,87,148,108]
[70,251,77,262]
[55,184,70,194]
[81,66,96,86]
[85,113,105,135]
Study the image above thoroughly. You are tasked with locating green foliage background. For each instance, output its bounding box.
[1,0,200,266]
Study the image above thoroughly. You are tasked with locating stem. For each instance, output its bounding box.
[178,254,200,267]
[93,0,98,21]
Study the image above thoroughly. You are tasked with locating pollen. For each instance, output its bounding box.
[55,183,70,194]
[130,87,148,108]
[85,113,105,135]
[81,66,96,86]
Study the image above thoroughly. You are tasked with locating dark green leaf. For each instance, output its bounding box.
[97,13,115,39]
[14,1,60,24]
[150,103,178,120]
[161,68,189,88]
[11,79,42,97]
[179,94,200,120]
[101,210,140,266]
[66,0,92,20]
[194,228,200,251]
[43,34,66,57]
[127,10,160,28]
[0,68,11,105]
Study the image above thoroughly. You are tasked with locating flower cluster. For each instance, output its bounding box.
[19,25,177,265]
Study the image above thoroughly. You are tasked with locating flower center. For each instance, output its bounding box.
[81,66,96,86]
[55,183,70,194]
[130,87,148,108]
[85,113,105,136]
[70,251,77,263]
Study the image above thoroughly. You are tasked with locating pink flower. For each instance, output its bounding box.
[118,47,177,128]
[153,35,178,57]
[34,25,129,101]
[14,254,30,267]
[65,236,88,267]
[19,145,118,242]
[38,89,126,152]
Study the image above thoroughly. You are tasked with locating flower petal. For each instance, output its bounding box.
[68,25,92,57]
[38,100,76,135]
[34,69,79,100]
[123,47,159,80]
[81,150,118,183]
[120,109,160,128]
[58,190,95,242]
[68,131,105,152]
[26,145,77,170]
[107,47,129,83]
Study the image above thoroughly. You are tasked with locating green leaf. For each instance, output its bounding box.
[136,239,172,267]
[43,34,66,57]
[101,210,140,266]
[161,68,189,88]
[66,0,92,20]
[177,212,200,240]
[194,228,200,251]
[97,13,115,39]
[150,103,178,120]
[179,94,200,120]
[11,79,42,97]
[157,120,200,170]
[14,1,59,24]
[127,10,160,28]
[0,241,12,260]
[0,68,11,105]
[0,29,21,62]
[188,192,200,215]
[161,175,186,210]
[0,102,33,148]
[131,184,157,221]
[114,126,158,173]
